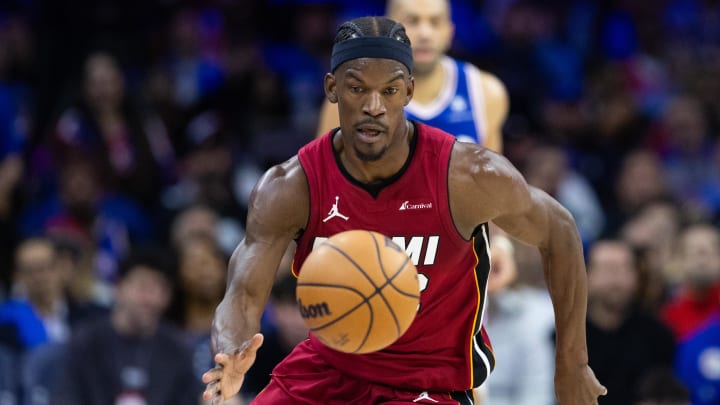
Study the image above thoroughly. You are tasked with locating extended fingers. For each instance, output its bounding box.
[248,333,264,351]
[203,379,221,400]
[202,366,223,384]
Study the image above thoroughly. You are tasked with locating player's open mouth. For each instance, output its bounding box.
[356,125,384,143]
[359,129,381,136]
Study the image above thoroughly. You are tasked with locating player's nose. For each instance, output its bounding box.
[362,91,386,117]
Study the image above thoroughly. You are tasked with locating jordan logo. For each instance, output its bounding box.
[323,196,349,222]
[413,391,439,403]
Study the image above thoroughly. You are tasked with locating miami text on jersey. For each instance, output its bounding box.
[313,235,440,266]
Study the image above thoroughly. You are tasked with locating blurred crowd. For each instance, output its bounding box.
[0,0,719,404]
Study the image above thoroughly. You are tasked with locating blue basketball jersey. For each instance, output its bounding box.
[405,56,487,145]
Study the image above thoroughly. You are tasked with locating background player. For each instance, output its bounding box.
[316,0,508,153]
[203,16,605,405]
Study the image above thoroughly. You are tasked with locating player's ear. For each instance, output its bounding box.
[324,73,338,104]
[404,76,414,106]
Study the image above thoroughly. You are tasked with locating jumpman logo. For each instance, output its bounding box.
[413,391,439,403]
[323,196,349,222]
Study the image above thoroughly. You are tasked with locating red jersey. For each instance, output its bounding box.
[293,122,495,391]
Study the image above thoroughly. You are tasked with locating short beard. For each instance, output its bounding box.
[354,145,388,162]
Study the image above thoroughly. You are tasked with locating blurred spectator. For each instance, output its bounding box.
[607,150,672,236]
[50,249,200,405]
[0,237,105,352]
[262,4,335,135]
[635,367,690,405]
[524,144,605,245]
[161,122,243,217]
[170,203,243,258]
[243,274,307,400]
[650,96,720,221]
[51,51,175,208]
[483,238,555,405]
[164,7,224,110]
[169,234,227,382]
[0,13,33,295]
[170,204,219,248]
[0,342,18,403]
[0,344,18,404]
[621,200,682,311]
[586,239,676,405]
[20,160,153,284]
[22,342,67,405]
[661,223,720,342]
[675,314,720,405]
[52,236,103,308]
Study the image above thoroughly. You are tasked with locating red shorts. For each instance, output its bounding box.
[251,340,475,405]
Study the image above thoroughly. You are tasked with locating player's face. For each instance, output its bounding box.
[326,58,413,162]
[388,0,454,74]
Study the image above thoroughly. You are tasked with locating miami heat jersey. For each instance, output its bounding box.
[405,56,487,145]
[294,122,495,392]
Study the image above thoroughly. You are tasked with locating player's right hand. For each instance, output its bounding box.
[202,333,264,404]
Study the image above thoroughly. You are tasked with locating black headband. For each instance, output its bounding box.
[330,36,413,73]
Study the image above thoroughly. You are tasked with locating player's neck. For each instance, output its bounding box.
[338,121,413,184]
[412,60,446,106]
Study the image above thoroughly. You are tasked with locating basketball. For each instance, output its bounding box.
[296,230,420,354]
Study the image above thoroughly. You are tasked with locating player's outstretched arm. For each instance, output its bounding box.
[203,157,309,403]
[449,144,607,405]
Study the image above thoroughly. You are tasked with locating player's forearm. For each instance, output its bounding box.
[211,291,263,352]
[211,243,274,353]
[540,208,589,367]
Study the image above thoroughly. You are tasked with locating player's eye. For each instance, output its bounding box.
[350,86,363,94]
[385,87,399,95]
[405,16,419,26]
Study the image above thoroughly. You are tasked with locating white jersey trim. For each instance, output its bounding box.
[465,63,488,144]
[474,225,492,380]
[405,56,457,120]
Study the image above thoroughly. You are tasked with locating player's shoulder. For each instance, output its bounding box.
[459,60,507,100]
[450,141,517,181]
[250,155,309,229]
[449,141,529,206]
[250,156,308,211]
[256,155,307,196]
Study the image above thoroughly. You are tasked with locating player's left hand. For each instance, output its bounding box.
[555,363,607,405]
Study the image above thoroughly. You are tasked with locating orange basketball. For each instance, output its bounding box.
[296,230,420,354]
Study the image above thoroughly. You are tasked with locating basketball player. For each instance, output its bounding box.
[316,0,508,153]
[203,16,606,405]
[317,0,515,314]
